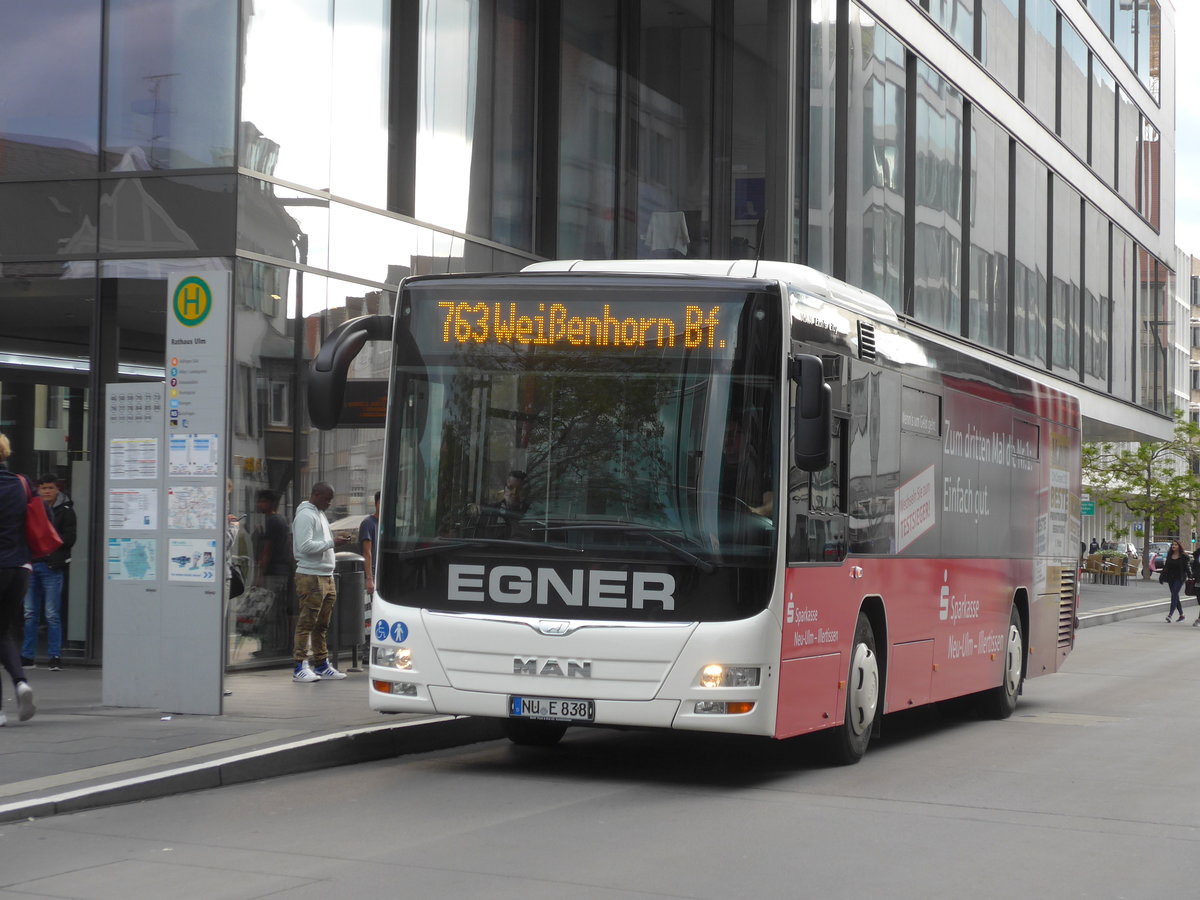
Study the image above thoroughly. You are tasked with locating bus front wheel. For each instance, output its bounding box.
[824,612,879,765]
[976,606,1023,719]
[502,719,568,747]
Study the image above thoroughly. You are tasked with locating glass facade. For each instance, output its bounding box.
[0,0,1177,668]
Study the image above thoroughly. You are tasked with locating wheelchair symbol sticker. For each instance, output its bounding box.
[374,619,390,641]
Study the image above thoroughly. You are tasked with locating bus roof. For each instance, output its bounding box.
[521,259,899,326]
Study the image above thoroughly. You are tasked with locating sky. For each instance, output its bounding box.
[1176,4,1200,257]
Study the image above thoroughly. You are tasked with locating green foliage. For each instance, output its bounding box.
[1082,413,1200,576]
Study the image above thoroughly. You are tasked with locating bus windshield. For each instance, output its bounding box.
[377,275,783,622]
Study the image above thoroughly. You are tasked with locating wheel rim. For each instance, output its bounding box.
[848,642,879,736]
[1002,623,1022,696]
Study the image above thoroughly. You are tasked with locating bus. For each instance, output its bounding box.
[309,259,1080,763]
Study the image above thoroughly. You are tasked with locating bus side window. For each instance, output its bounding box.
[788,418,847,563]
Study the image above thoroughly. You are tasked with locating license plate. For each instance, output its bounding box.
[509,695,595,722]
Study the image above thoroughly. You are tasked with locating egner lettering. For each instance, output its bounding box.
[447,563,675,610]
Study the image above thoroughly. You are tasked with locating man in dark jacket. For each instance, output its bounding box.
[22,474,76,670]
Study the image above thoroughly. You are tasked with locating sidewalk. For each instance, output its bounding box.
[0,579,1193,825]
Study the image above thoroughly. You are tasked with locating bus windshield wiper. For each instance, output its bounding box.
[529,520,715,574]
[388,536,583,560]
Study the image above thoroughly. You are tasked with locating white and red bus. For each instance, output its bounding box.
[310,260,1080,763]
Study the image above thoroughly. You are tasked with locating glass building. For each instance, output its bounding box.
[0,0,1176,667]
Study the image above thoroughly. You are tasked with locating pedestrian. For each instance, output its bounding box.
[0,433,36,725]
[290,482,347,683]
[358,490,379,597]
[1088,537,1099,554]
[22,473,76,670]
[1160,539,1190,623]
[1193,547,1200,627]
[251,489,292,656]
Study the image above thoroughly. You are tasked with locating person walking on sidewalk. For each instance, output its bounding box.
[0,433,36,725]
[22,473,76,671]
[291,482,347,683]
[1160,539,1190,623]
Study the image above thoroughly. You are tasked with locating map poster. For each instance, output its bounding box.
[168,485,219,530]
[167,538,220,583]
[107,538,157,581]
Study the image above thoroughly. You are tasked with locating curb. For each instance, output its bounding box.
[0,715,504,825]
[1077,597,1198,628]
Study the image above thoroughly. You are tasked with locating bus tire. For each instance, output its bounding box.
[976,606,1023,719]
[824,612,879,765]
[502,719,568,747]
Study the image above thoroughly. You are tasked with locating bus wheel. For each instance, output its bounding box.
[825,612,879,765]
[502,719,568,747]
[976,606,1023,719]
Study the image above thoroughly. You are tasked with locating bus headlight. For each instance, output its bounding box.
[698,664,760,688]
[374,646,413,670]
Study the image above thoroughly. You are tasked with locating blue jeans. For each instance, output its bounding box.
[23,561,63,659]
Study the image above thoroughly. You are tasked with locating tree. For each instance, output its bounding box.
[1082,414,1200,578]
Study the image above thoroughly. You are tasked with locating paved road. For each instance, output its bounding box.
[2,607,1198,899]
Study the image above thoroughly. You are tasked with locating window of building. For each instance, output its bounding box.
[969,110,1009,353]
[1013,144,1047,367]
[1114,0,1135,73]
[1023,0,1057,127]
[1117,88,1139,207]
[555,3,619,258]
[0,2,101,178]
[1138,253,1171,413]
[979,0,1020,92]
[1110,227,1135,400]
[1086,0,1111,36]
[1059,18,1089,159]
[1136,0,1160,102]
[269,380,290,427]
[1082,203,1110,389]
[917,0,973,54]
[805,0,838,273]
[1140,120,1160,228]
[1050,177,1081,379]
[913,61,963,334]
[847,6,907,312]
[105,0,236,171]
[1091,55,1117,187]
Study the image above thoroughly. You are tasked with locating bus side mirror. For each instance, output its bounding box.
[791,354,831,472]
[308,314,393,430]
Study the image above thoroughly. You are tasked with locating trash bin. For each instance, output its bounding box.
[333,552,365,656]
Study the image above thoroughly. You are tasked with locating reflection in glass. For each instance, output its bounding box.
[1050,178,1080,379]
[1138,254,1169,414]
[237,176,330,274]
[1013,145,1047,367]
[330,0,391,208]
[1023,0,1056,127]
[1140,123,1160,228]
[806,0,837,271]
[557,2,618,258]
[847,8,906,312]
[0,262,96,366]
[0,1,101,177]
[0,182,98,261]
[968,112,1008,352]
[1114,0,1135,71]
[99,175,235,257]
[1086,0,1111,36]
[240,0,332,188]
[1082,203,1109,389]
[980,0,1019,92]
[1117,89,1139,207]
[104,0,236,170]
[635,1,711,260]
[1059,20,1089,159]
[913,62,962,334]
[920,0,973,52]
[1110,228,1134,400]
[1091,58,1117,187]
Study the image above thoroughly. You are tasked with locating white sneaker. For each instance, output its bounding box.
[16,681,35,721]
[312,660,348,680]
[0,712,7,726]
[293,662,321,683]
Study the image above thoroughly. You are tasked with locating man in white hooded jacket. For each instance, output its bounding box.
[291,482,347,683]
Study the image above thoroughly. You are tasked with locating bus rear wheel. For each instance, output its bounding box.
[824,612,879,765]
[975,606,1023,719]
[502,719,568,747]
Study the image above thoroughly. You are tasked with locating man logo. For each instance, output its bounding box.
[513,657,592,678]
[538,620,570,635]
